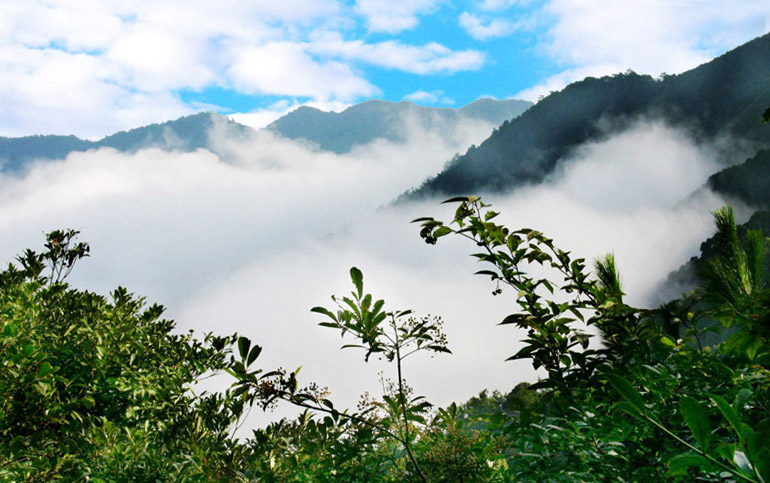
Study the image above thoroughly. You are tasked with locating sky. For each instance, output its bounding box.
[1,0,768,138]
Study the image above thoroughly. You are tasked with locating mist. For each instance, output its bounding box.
[0,115,732,430]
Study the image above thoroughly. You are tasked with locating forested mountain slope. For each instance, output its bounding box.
[410,33,770,198]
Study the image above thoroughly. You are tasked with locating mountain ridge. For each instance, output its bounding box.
[265,98,532,154]
[0,98,532,170]
[407,33,770,199]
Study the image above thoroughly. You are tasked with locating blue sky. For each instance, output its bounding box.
[1,0,768,138]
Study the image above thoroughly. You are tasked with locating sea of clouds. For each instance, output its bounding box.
[0,113,737,430]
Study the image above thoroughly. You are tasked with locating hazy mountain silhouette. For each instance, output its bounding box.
[0,98,531,171]
[0,113,251,171]
[266,98,532,153]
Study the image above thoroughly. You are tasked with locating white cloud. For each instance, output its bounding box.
[229,42,379,100]
[546,0,765,76]
[514,63,621,101]
[458,12,520,40]
[0,109,509,422]
[229,99,352,130]
[0,45,193,138]
[477,0,525,11]
[309,32,485,74]
[516,0,767,101]
[354,0,441,33]
[0,0,491,137]
[106,26,215,92]
[403,90,454,105]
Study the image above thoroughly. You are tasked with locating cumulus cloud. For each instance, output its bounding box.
[229,42,379,100]
[403,90,454,105]
[0,112,734,432]
[458,12,521,40]
[0,0,485,138]
[514,64,630,102]
[354,0,442,33]
[476,0,527,11]
[308,32,486,75]
[521,0,768,99]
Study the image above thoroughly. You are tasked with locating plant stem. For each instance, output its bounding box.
[396,341,428,483]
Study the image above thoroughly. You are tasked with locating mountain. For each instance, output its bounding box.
[97,112,252,153]
[0,135,93,171]
[707,149,770,209]
[0,98,531,170]
[265,98,532,153]
[658,207,770,303]
[409,33,770,198]
[654,148,770,302]
[0,113,252,171]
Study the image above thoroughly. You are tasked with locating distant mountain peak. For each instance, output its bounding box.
[266,98,532,153]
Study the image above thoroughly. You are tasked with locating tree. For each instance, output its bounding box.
[0,230,249,481]
[232,267,452,482]
[416,197,770,481]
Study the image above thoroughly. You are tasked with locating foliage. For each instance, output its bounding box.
[233,267,456,482]
[416,197,770,481]
[0,230,249,481]
[4,189,770,481]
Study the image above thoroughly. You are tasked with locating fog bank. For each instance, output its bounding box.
[0,116,732,430]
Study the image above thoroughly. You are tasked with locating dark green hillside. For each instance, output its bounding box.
[659,208,770,303]
[708,149,770,209]
[266,98,532,153]
[411,33,770,198]
[660,33,770,139]
[414,72,661,195]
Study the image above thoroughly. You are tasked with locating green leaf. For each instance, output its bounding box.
[475,270,499,278]
[433,226,452,238]
[666,454,714,477]
[499,314,526,326]
[441,196,470,204]
[247,345,262,366]
[349,267,364,297]
[38,361,53,378]
[606,374,646,414]
[710,394,749,444]
[341,344,364,350]
[680,396,712,450]
[311,306,337,321]
[660,336,676,347]
[752,447,770,483]
[23,344,34,356]
[238,336,251,360]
